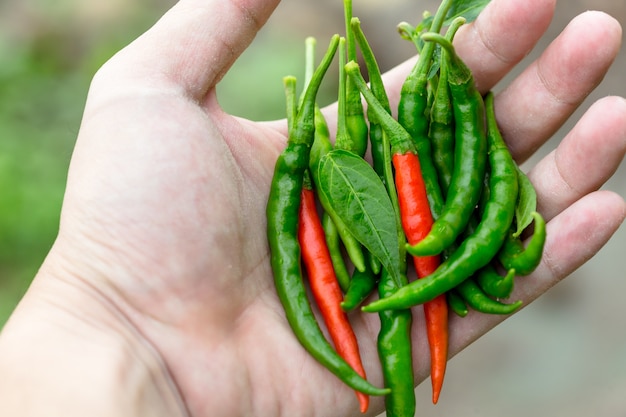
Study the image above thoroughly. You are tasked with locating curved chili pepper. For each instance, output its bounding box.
[407,24,488,257]
[456,277,522,315]
[498,211,547,276]
[298,184,370,412]
[341,261,379,312]
[267,35,388,396]
[363,91,519,312]
[447,290,469,317]
[475,263,516,300]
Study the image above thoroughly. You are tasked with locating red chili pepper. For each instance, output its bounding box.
[345,63,450,405]
[393,152,449,404]
[423,294,448,404]
[393,153,439,274]
[298,186,370,413]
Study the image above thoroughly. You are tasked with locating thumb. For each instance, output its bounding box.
[94,0,280,100]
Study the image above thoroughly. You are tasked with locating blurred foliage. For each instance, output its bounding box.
[217,29,340,121]
[0,5,166,325]
[0,34,83,323]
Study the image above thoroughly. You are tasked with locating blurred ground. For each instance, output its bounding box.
[1,0,625,416]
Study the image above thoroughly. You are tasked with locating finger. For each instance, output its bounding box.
[453,0,556,92]
[524,191,625,298]
[528,96,626,221]
[495,11,622,162]
[447,190,626,355]
[93,0,280,100]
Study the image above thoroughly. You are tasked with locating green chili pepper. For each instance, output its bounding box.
[364,91,518,312]
[407,23,489,257]
[377,270,415,417]
[349,19,404,267]
[396,0,453,219]
[349,16,390,281]
[341,260,379,312]
[428,17,465,197]
[376,141,415,417]
[303,38,352,292]
[351,17,390,181]
[456,278,522,315]
[447,290,469,317]
[267,35,388,396]
[343,41,416,413]
[342,0,369,158]
[328,36,367,274]
[310,110,352,292]
[319,215,350,292]
[498,211,547,276]
[429,70,454,196]
[475,263,516,300]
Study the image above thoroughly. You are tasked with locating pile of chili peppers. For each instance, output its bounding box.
[266,0,547,414]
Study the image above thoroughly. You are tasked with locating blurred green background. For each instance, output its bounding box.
[1,0,625,416]
[0,0,175,321]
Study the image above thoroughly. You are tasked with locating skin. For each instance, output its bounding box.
[0,0,624,416]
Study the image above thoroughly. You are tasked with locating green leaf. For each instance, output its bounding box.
[445,0,491,25]
[317,150,403,285]
[513,164,537,237]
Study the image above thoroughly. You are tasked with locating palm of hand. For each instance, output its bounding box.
[58,79,373,415]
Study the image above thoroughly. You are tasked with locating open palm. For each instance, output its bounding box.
[1,0,624,417]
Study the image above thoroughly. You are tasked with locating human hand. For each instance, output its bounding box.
[0,0,624,416]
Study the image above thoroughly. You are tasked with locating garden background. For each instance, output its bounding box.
[1,0,625,416]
